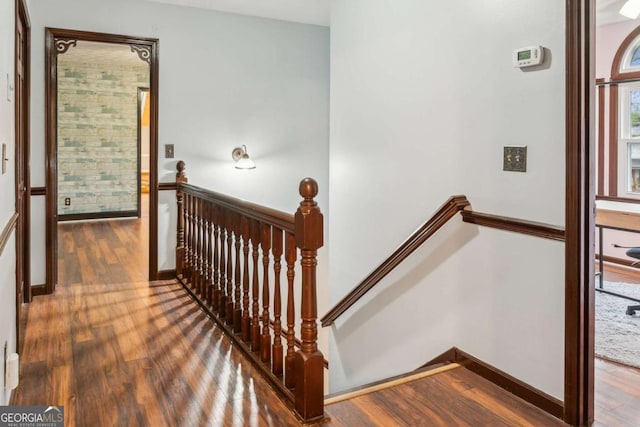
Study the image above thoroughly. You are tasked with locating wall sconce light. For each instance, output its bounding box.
[232,145,256,169]
[620,0,640,19]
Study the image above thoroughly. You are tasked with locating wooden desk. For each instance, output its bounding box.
[596,208,640,232]
[595,208,640,310]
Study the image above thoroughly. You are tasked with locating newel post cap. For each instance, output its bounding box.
[176,160,187,181]
[295,178,323,250]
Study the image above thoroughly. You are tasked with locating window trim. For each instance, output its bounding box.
[611,25,640,80]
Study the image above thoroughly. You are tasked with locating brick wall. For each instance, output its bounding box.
[57,55,149,215]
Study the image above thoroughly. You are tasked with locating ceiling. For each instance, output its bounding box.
[140,0,635,29]
[142,0,330,26]
[597,0,640,26]
[51,2,639,73]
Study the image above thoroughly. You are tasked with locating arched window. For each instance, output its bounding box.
[606,26,640,198]
[612,27,640,79]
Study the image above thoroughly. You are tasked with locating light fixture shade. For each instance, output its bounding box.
[620,0,640,19]
[235,153,255,169]
[232,145,256,169]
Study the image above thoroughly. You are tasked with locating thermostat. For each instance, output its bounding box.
[513,46,544,68]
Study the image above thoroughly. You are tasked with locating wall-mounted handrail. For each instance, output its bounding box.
[320,196,565,327]
[460,211,565,241]
[320,196,471,327]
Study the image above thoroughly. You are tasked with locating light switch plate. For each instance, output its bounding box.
[1,143,6,174]
[6,74,13,102]
[503,146,527,172]
[165,144,174,159]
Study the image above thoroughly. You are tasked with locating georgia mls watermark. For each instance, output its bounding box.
[0,406,63,427]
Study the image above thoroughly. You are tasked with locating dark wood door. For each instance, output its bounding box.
[15,0,30,353]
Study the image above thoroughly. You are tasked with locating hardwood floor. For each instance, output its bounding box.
[594,358,640,427]
[13,217,303,426]
[16,217,640,426]
[58,219,148,285]
[593,263,640,427]
[324,366,566,427]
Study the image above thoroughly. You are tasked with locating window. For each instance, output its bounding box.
[619,84,640,195]
[620,33,640,74]
[597,25,640,198]
[631,46,640,67]
[629,143,640,192]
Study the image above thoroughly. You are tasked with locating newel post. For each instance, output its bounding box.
[176,161,188,278]
[293,178,324,422]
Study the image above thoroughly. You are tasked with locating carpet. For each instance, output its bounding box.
[596,281,640,368]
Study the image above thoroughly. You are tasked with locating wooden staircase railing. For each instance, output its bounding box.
[174,161,324,422]
[320,195,471,327]
[320,196,565,327]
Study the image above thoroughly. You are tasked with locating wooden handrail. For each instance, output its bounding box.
[178,183,296,233]
[174,162,325,422]
[320,196,566,327]
[320,195,471,327]
[460,211,565,241]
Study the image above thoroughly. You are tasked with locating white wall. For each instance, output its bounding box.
[329,0,565,399]
[0,0,17,405]
[28,0,330,283]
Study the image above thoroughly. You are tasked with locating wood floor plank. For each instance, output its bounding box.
[396,372,506,427]
[325,367,566,427]
[440,368,551,427]
[593,265,640,427]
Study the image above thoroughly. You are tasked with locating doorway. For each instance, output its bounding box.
[138,87,150,218]
[591,3,640,425]
[14,0,30,352]
[567,1,640,426]
[45,28,159,292]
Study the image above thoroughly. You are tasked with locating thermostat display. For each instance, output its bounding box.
[513,46,544,68]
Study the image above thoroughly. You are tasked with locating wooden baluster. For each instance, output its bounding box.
[226,212,234,325]
[261,223,272,364]
[293,178,324,421]
[195,197,202,295]
[190,194,197,290]
[206,202,213,307]
[175,161,187,279]
[234,213,242,333]
[284,231,297,389]
[218,208,227,318]
[184,193,191,283]
[202,201,211,304]
[189,194,197,285]
[251,219,261,352]
[200,199,207,297]
[212,206,220,313]
[272,227,284,377]
[241,216,251,343]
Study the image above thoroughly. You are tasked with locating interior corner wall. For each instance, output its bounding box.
[27,0,330,286]
[328,0,565,399]
[0,0,17,406]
